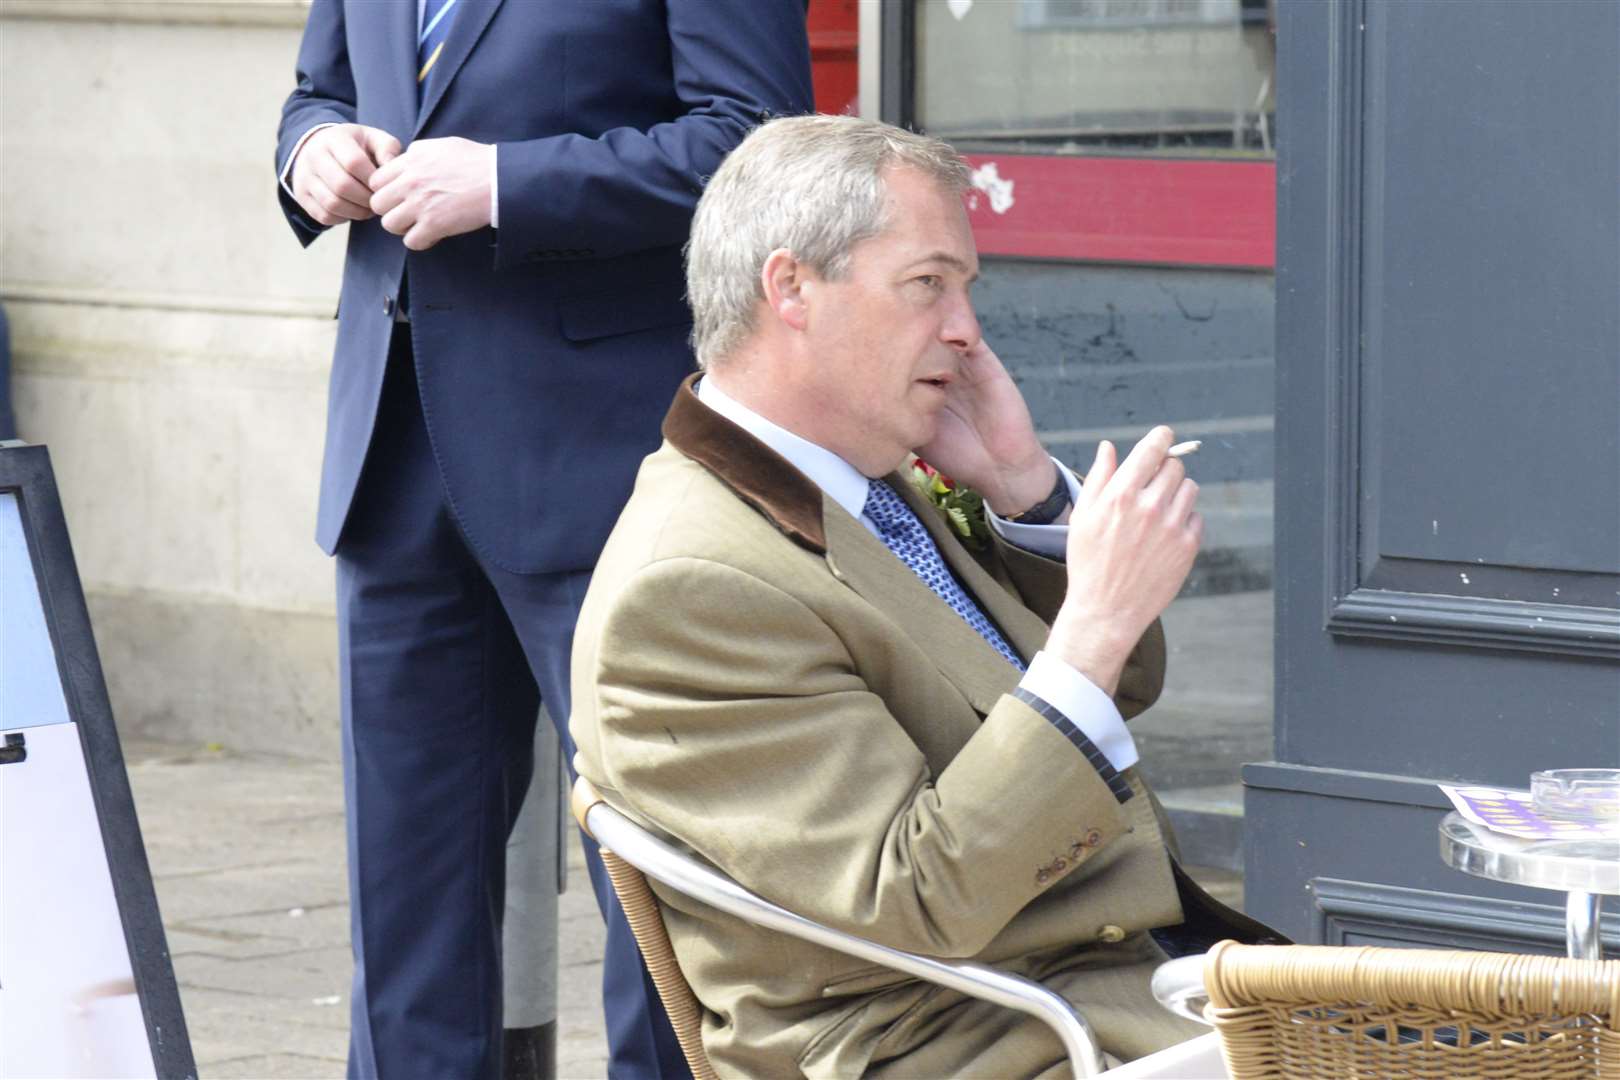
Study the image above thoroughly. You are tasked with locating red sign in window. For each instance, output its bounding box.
[961,154,1276,270]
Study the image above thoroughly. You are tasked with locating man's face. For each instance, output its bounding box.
[793,166,982,477]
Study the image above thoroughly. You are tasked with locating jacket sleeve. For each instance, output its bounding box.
[274,0,358,247]
[583,556,1133,960]
[491,0,814,267]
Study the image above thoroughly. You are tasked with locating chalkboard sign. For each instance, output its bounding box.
[0,443,194,1079]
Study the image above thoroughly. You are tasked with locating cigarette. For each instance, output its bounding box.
[1168,440,1202,458]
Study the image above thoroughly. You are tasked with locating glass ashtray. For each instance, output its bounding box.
[1531,769,1620,822]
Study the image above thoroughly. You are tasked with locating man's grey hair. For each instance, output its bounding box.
[685,115,971,368]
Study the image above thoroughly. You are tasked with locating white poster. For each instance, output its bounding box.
[0,491,156,1078]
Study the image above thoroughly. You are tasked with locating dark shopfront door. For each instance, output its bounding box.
[1246,0,1620,952]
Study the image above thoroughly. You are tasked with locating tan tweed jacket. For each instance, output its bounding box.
[571,377,1276,1078]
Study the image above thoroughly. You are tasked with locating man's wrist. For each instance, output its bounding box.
[1045,618,1140,698]
[984,455,1060,517]
[280,121,340,197]
[1006,466,1072,525]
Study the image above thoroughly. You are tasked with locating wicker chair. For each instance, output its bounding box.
[1202,939,1620,1079]
[571,775,1228,1079]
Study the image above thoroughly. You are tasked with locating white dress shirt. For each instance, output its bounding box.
[696,377,1140,773]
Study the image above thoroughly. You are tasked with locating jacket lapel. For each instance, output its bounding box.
[414,0,504,136]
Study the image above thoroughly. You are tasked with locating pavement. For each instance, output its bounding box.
[127,589,1265,1079]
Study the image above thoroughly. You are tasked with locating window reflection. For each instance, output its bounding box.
[916,0,1276,157]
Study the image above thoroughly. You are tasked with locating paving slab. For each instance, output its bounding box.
[127,739,615,1079]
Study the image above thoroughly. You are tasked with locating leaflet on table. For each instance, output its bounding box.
[1441,784,1620,841]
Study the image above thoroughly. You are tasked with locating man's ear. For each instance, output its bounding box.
[760,248,810,332]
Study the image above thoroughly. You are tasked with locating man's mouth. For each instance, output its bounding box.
[919,375,952,389]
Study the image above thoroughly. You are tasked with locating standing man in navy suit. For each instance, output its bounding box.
[274,4,812,1077]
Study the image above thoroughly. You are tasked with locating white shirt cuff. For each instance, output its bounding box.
[278,122,340,199]
[987,459,1080,559]
[490,144,499,228]
[1019,650,1140,773]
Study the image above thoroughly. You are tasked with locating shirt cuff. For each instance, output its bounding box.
[490,143,499,228]
[1014,650,1140,803]
[987,459,1081,558]
[278,122,340,199]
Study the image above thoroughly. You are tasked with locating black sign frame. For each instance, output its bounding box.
[1,442,195,1079]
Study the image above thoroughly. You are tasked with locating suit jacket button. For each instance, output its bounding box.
[1084,828,1103,848]
[382,296,396,317]
[1035,868,1051,886]
[1069,842,1085,860]
[1098,924,1126,943]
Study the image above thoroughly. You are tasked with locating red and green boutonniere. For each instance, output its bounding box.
[908,458,991,551]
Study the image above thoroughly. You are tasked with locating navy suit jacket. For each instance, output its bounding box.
[277,0,813,573]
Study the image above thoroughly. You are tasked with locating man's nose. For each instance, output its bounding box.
[941,295,982,352]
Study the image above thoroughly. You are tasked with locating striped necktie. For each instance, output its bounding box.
[418,0,459,97]
[863,482,1026,671]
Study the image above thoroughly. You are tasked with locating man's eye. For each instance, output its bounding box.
[915,275,942,290]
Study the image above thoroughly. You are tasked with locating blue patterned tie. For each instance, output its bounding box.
[418,0,459,98]
[863,482,1025,671]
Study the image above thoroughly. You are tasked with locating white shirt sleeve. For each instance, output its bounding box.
[1017,651,1139,772]
[490,145,499,228]
[986,458,1081,558]
[278,122,341,199]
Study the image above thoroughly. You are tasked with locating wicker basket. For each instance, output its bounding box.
[1204,940,1620,1079]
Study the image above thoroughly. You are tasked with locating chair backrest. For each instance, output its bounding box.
[571,777,719,1080]
[1203,940,1620,1080]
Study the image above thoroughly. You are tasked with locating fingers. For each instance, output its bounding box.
[402,222,443,251]
[369,152,405,196]
[323,130,382,189]
[305,173,373,222]
[1079,439,1117,502]
[1139,453,1185,511]
[293,125,395,225]
[360,127,403,169]
[1168,471,1201,531]
[370,172,408,217]
[1109,425,1175,493]
[368,148,412,232]
[311,148,375,209]
[379,200,415,238]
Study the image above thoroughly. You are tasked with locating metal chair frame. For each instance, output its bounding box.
[573,777,1115,1076]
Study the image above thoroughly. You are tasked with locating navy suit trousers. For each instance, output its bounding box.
[336,328,687,1079]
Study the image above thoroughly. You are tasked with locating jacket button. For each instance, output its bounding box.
[1069,842,1085,860]
[1084,829,1103,848]
[1098,924,1126,943]
[382,295,396,317]
[1035,868,1051,886]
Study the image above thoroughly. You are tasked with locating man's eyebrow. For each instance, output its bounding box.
[902,252,980,281]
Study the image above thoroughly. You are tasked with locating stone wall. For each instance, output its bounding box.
[2,1,346,755]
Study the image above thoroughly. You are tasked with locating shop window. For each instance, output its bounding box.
[901,0,1276,266]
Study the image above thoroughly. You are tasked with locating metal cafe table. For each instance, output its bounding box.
[1440,812,1620,960]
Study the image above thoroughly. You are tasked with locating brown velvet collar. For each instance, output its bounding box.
[661,373,828,554]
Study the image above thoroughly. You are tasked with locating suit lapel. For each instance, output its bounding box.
[414,0,504,136]
[822,481,1030,717]
[381,0,418,141]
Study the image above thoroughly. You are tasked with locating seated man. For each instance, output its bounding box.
[570,115,1280,1077]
